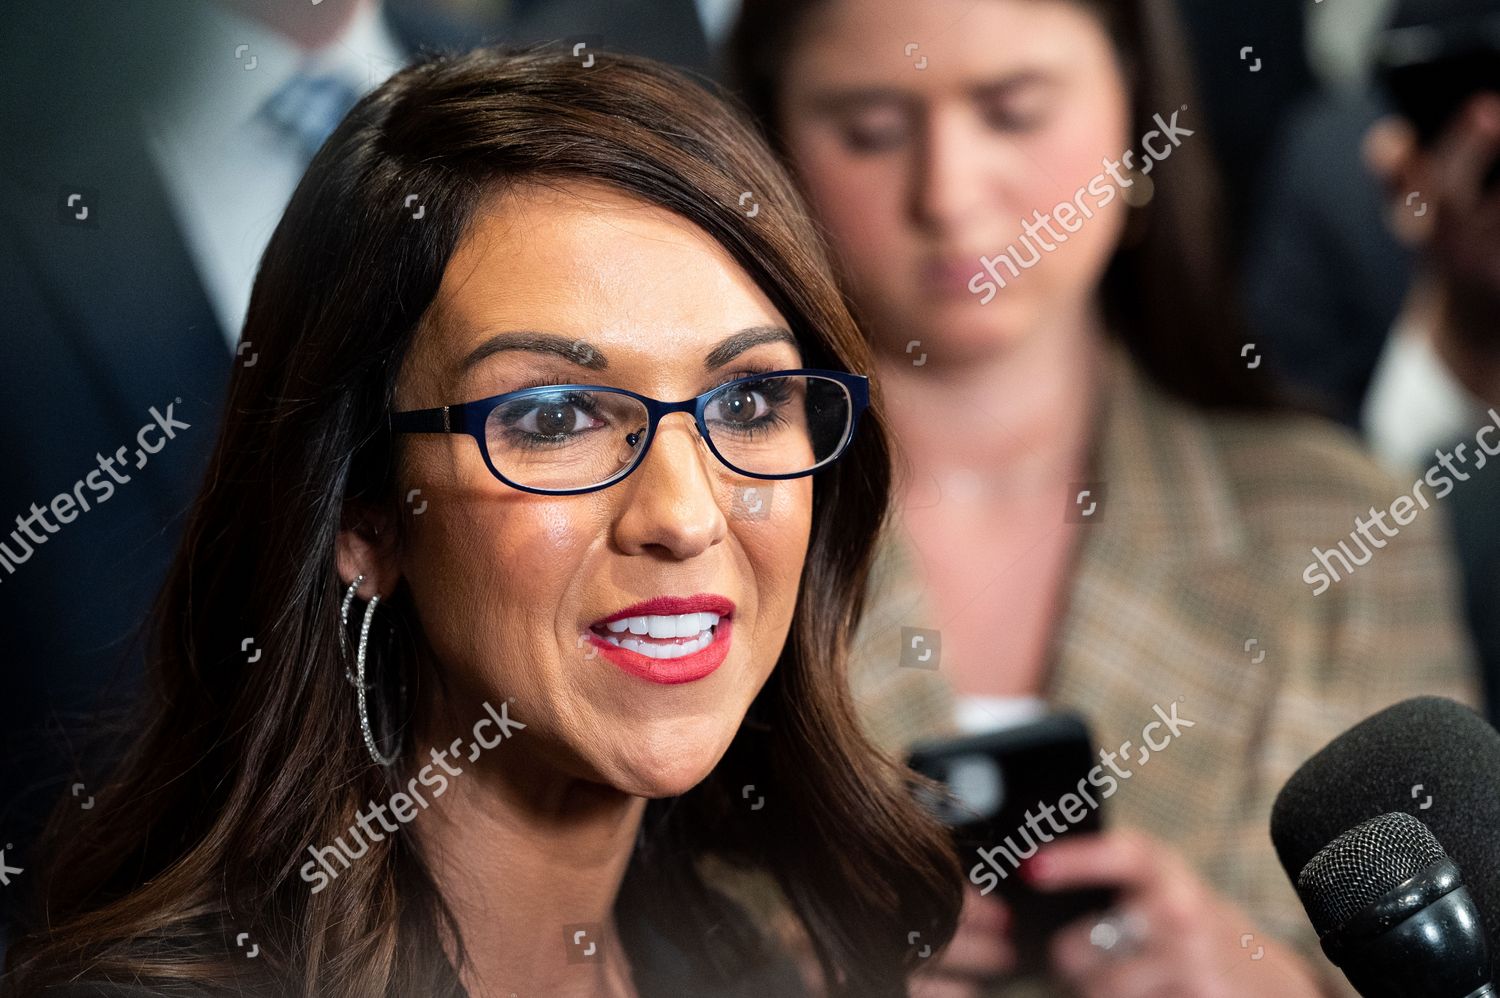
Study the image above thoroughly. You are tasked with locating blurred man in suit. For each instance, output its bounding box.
[1244,0,1500,717]
[0,0,410,949]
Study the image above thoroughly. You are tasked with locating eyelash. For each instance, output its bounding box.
[494,364,794,452]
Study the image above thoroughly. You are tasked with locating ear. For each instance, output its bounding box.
[336,500,401,599]
[1363,116,1432,248]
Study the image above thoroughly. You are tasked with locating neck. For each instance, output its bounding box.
[409,702,645,998]
[871,306,1107,497]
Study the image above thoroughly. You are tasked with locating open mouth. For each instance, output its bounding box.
[590,612,723,661]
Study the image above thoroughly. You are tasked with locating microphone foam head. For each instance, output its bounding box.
[1296,812,1446,937]
[1271,696,1500,952]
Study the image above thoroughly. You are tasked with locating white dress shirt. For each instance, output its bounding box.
[692,0,742,50]
[1362,317,1487,472]
[142,0,406,351]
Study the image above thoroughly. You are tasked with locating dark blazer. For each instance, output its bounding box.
[1243,90,1415,425]
[0,34,231,903]
[1445,435,1500,722]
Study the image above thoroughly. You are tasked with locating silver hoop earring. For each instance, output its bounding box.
[340,574,369,686]
[340,574,403,767]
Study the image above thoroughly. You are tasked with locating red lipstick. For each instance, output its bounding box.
[589,593,735,627]
[584,594,736,685]
[586,617,733,685]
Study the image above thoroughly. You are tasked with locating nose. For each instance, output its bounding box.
[610,413,727,559]
[910,104,991,233]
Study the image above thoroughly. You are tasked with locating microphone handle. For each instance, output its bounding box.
[1464,987,1497,998]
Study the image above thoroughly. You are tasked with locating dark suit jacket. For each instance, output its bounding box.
[1243,90,1415,425]
[0,24,230,896]
[1445,434,1500,722]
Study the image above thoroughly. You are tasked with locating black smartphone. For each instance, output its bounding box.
[1377,8,1500,187]
[907,712,1117,976]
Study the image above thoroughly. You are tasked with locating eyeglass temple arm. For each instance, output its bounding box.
[390,405,454,434]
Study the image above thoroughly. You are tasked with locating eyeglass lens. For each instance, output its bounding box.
[481,374,854,491]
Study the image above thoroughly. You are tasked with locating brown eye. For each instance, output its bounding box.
[713,385,762,424]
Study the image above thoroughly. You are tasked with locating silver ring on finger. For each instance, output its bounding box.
[1087,908,1149,959]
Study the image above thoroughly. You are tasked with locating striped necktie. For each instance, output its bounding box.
[257,69,363,164]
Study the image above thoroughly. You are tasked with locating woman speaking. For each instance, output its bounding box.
[2,47,961,998]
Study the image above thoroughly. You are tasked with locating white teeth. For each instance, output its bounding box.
[601,612,721,639]
[605,629,715,659]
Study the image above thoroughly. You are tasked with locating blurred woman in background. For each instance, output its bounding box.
[730,0,1480,994]
[1,46,961,998]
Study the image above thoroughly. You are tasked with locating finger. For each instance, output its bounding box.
[1023,830,1163,893]
[1432,93,1500,214]
[933,889,1014,978]
[962,888,1010,936]
[933,921,1016,978]
[1076,961,1179,998]
[1364,116,1432,245]
[1049,907,1150,981]
[909,975,983,998]
[1050,911,1106,979]
[1051,916,1182,998]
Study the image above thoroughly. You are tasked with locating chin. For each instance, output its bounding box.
[904,304,1034,359]
[604,719,737,798]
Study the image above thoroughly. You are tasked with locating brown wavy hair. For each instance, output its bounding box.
[2,45,962,998]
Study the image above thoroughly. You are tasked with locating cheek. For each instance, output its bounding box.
[1014,115,1134,282]
[1037,110,1129,206]
[743,477,814,646]
[401,494,593,693]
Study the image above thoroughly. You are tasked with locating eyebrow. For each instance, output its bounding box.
[804,72,1050,114]
[969,72,1052,101]
[803,88,913,115]
[458,326,802,373]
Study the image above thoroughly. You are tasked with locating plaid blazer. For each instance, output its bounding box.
[846,349,1482,995]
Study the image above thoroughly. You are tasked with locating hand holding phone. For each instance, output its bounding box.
[907,713,1117,977]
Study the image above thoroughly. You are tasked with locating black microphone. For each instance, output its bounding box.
[1292,811,1493,996]
[1271,696,1500,959]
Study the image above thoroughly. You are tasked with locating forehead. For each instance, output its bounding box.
[785,0,1102,90]
[406,181,798,393]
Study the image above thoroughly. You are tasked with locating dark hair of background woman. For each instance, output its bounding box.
[2,45,962,998]
[728,0,1284,412]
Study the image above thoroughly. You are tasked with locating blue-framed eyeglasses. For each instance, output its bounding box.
[389,368,870,496]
